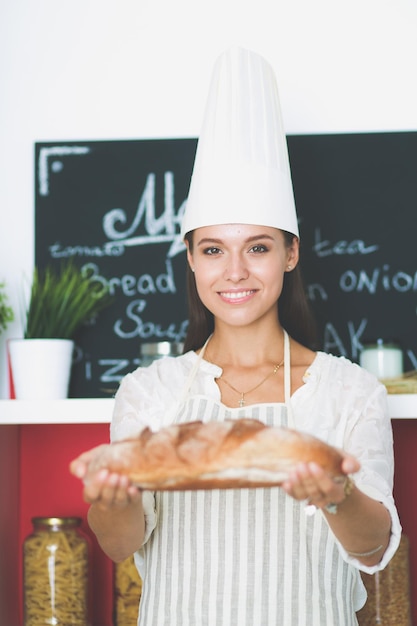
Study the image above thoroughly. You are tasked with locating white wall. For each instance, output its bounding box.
[1,0,417,398]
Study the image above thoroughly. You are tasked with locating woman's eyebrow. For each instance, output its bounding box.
[196,237,223,247]
[196,234,275,247]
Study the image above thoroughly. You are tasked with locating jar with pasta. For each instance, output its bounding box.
[23,516,90,626]
[114,554,142,625]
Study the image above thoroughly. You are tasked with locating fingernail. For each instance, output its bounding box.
[72,464,85,478]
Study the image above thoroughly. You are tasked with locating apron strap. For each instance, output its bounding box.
[283,329,295,427]
[283,329,291,401]
[169,334,212,423]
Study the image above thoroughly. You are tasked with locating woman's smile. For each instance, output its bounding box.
[218,289,257,302]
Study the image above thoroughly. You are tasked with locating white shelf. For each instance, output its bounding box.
[0,395,416,424]
[0,398,114,424]
[387,394,417,419]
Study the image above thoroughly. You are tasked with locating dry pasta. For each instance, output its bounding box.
[23,517,89,626]
[114,554,142,625]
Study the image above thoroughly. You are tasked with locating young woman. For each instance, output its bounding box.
[70,48,401,625]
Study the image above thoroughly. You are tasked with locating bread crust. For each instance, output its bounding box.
[85,418,344,490]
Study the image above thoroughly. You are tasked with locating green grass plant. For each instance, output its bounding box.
[0,282,14,334]
[24,262,113,339]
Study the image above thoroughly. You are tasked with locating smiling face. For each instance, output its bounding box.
[186,224,299,330]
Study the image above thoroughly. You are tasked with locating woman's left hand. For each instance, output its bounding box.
[282,452,392,566]
[281,453,360,510]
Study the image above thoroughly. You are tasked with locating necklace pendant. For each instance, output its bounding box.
[239,395,245,408]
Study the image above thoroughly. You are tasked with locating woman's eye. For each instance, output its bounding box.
[250,244,268,253]
[203,247,222,255]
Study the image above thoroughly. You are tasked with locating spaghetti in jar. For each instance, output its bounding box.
[23,516,90,625]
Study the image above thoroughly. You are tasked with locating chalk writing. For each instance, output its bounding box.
[407,350,417,370]
[323,319,368,359]
[85,260,177,297]
[49,242,125,258]
[312,228,379,257]
[306,283,328,301]
[340,266,417,294]
[113,299,188,341]
[38,146,90,196]
[98,359,137,383]
[102,172,186,257]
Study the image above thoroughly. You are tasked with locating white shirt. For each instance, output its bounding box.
[111,348,401,625]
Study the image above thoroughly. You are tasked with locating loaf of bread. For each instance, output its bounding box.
[84,418,344,490]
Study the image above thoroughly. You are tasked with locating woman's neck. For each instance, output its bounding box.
[206,324,286,369]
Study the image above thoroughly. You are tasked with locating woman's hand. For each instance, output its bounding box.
[70,445,141,511]
[281,452,360,511]
[282,452,391,566]
[70,445,145,561]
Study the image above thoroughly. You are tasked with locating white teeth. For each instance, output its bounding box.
[220,290,253,299]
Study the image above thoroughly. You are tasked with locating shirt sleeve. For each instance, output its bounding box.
[110,356,187,442]
[110,353,202,547]
[293,354,402,574]
[110,360,179,547]
[338,376,402,574]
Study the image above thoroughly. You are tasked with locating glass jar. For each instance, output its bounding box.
[360,339,403,379]
[357,533,411,624]
[140,341,183,367]
[114,554,142,625]
[23,516,90,626]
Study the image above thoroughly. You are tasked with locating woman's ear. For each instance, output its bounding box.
[185,239,195,273]
[286,236,300,271]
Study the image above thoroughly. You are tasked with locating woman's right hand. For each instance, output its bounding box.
[70,445,141,510]
[70,445,146,561]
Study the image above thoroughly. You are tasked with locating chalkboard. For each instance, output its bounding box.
[35,133,417,398]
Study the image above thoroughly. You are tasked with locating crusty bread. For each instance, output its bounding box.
[84,418,344,490]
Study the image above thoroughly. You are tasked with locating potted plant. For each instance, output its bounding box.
[8,261,112,400]
[0,282,14,336]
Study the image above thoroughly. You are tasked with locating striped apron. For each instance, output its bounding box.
[138,332,360,625]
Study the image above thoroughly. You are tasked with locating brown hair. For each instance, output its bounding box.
[183,230,318,352]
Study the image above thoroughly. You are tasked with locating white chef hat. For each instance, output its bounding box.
[181,46,299,239]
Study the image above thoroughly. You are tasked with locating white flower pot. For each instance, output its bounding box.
[8,339,74,400]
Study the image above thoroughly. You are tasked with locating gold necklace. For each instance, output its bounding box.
[218,359,284,407]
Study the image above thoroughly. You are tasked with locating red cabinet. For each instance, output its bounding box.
[0,401,114,625]
[1,397,416,625]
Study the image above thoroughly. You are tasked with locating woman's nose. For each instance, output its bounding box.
[223,254,249,282]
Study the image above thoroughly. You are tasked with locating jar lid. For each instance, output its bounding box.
[31,516,82,527]
[361,338,401,351]
[140,341,184,357]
